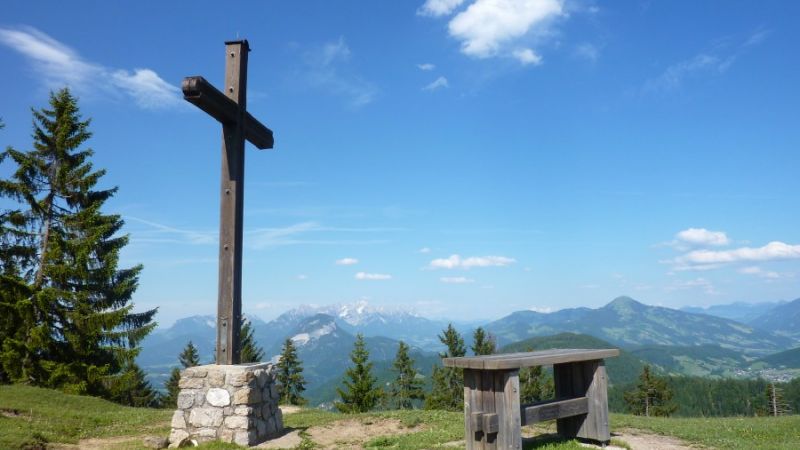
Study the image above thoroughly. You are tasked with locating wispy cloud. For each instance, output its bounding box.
[675,241,800,267]
[355,272,392,280]
[302,36,378,108]
[666,277,718,295]
[440,276,475,284]
[336,257,359,266]
[417,63,436,71]
[427,0,566,65]
[643,28,770,93]
[0,26,181,109]
[739,266,780,280]
[429,254,516,269]
[574,43,600,62]
[675,228,730,248]
[423,76,449,91]
[127,216,216,245]
[417,0,466,17]
[418,247,432,254]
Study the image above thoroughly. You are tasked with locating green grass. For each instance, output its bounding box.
[612,413,800,450]
[3,384,800,450]
[0,384,171,449]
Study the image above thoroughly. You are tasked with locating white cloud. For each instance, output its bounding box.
[447,0,564,61]
[738,266,780,280]
[296,274,309,280]
[676,241,800,267]
[0,26,180,110]
[355,272,392,280]
[303,37,377,108]
[417,63,436,71]
[529,306,554,313]
[676,228,730,247]
[418,0,466,17]
[336,257,359,266]
[429,254,516,269]
[418,247,432,254]
[512,48,542,65]
[423,76,449,91]
[440,276,475,284]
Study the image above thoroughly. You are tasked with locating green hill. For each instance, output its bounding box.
[500,332,645,385]
[630,344,749,378]
[749,298,800,341]
[755,347,800,369]
[486,296,793,356]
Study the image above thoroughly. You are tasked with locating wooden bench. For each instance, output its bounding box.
[443,348,619,449]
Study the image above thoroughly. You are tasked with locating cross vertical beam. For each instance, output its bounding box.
[217,40,249,365]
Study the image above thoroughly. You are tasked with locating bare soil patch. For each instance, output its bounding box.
[306,418,423,449]
[613,429,698,450]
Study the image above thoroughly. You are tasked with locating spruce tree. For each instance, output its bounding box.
[390,341,425,409]
[425,323,466,410]
[276,338,306,405]
[0,89,156,398]
[240,318,264,363]
[624,365,676,417]
[518,347,553,403]
[335,334,382,413]
[109,361,159,407]
[471,327,496,356]
[163,341,201,408]
[179,341,200,367]
[765,383,791,417]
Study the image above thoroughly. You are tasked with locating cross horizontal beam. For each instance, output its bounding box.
[182,76,274,149]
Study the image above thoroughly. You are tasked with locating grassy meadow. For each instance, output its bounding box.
[2,384,800,449]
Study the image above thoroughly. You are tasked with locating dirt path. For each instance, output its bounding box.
[613,429,698,450]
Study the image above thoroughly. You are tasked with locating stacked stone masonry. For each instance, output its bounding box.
[169,363,283,447]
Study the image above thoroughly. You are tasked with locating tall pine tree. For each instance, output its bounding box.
[425,323,466,410]
[276,338,306,406]
[240,318,264,363]
[336,334,382,413]
[624,365,676,417]
[471,327,496,355]
[390,341,425,409]
[163,341,201,408]
[0,89,157,399]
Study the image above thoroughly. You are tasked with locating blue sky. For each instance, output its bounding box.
[1,1,798,326]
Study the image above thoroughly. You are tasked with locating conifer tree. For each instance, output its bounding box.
[518,347,553,403]
[765,383,791,417]
[425,323,466,410]
[240,319,264,363]
[179,341,200,367]
[0,89,156,398]
[276,338,306,405]
[335,334,382,413]
[163,341,201,408]
[109,361,159,407]
[471,327,496,355]
[624,365,676,417]
[390,341,425,409]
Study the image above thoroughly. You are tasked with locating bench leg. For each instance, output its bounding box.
[553,359,610,443]
[464,369,522,450]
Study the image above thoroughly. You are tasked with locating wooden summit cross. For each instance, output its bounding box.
[182,40,274,365]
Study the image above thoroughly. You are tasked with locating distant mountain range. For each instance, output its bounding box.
[681,301,786,323]
[484,296,794,356]
[139,296,800,402]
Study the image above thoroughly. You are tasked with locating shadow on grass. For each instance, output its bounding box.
[522,433,586,449]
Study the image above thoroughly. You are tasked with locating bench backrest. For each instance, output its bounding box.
[442,348,619,370]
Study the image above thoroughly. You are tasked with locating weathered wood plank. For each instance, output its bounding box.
[182,76,274,149]
[443,348,619,370]
[215,40,249,365]
[464,369,482,450]
[520,397,589,424]
[576,360,610,443]
[491,370,521,450]
[482,369,497,450]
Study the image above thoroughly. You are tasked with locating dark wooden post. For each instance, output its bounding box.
[553,359,610,442]
[181,40,274,366]
[216,40,248,365]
